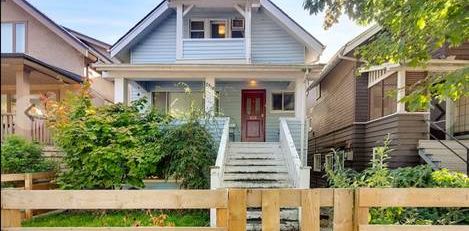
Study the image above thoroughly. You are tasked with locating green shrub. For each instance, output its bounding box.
[325,134,469,225]
[1,135,54,173]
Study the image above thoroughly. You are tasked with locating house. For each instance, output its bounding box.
[307,25,469,187]
[94,0,324,228]
[1,0,115,143]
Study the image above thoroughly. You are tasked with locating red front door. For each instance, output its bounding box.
[241,90,266,142]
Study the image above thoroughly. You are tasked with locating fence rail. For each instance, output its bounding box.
[1,172,56,220]
[1,188,468,231]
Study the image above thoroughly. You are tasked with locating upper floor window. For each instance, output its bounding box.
[1,22,26,53]
[231,19,245,38]
[190,20,205,39]
[210,20,226,39]
[369,75,397,120]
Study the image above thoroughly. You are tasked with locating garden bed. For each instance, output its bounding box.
[22,210,210,227]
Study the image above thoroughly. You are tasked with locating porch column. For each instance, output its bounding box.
[176,3,183,60]
[114,77,128,104]
[295,77,306,121]
[396,70,406,113]
[15,67,32,139]
[205,77,216,116]
[245,2,252,63]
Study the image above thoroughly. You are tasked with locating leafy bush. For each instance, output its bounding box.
[1,135,54,173]
[325,135,469,225]
[45,81,215,189]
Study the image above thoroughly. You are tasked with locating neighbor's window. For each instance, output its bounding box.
[369,75,397,120]
[313,154,321,172]
[1,22,26,53]
[231,19,245,38]
[190,20,205,39]
[324,154,333,171]
[272,92,295,112]
[210,20,226,39]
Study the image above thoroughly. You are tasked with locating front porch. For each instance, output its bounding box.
[1,53,82,144]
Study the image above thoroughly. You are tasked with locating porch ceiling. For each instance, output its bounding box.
[94,63,323,81]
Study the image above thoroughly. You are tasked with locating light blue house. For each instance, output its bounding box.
[96,0,323,227]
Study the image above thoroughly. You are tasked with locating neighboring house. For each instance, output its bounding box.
[94,0,324,228]
[1,0,115,143]
[307,25,469,187]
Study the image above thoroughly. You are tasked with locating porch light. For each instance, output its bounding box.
[249,80,257,86]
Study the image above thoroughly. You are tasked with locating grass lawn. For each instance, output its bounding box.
[22,210,210,227]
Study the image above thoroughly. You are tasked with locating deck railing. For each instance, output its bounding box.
[2,188,468,230]
[0,113,52,145]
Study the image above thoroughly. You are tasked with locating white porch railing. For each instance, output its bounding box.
[1,113,15,142]
[209,117,230,227]
[279,118,310,189]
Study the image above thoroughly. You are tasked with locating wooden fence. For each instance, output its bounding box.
[1,172,56,220]
[1,188,468,231]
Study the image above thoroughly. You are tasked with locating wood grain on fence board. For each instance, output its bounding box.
[1,190,228,209]
[358,188,469,207]
[261,190,280,231]
[333,189,353,231]
[1,209,21,228]
[227,189,247,231]
[246,188,333,207]
[354,189,369,231]
[216,208,228,228]
[300,189,320,231]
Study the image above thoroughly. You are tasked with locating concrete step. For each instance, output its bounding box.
[227,159,285,166]
[247,208,298,220]
[224,165,288,173]
[223,180,291,188]
[229,147,279,153]
[223,173,290,181]
[228,154,282,160]
[247,221,298,231]
[229,142,280,147]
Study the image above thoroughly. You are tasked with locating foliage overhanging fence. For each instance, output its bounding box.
[1,188,468,231]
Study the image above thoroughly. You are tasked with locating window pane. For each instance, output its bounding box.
[232,30,244,38]
[190,21,204,31]
[284,93,295,111]
[272,93,282,110]
[246,98,252,115]
[255,97,260,115]
[383,76,397,116]
[152,92,167,113]
[1,23,13,53]
[211,21,226,38]
[190,31,204,39]
[369,83,383,120]
[168,92,204,117]
[15,23,25,53]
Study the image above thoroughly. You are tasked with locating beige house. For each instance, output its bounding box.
[1,0,115,143]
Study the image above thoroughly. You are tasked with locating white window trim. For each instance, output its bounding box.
[189,19,205,39]
[271,91,295,113]
[188,18,244,39]
[313,154,321,172]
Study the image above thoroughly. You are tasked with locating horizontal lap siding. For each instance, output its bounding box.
[183,39,245,60]
[131,13,176,64]
[252,9,305,64]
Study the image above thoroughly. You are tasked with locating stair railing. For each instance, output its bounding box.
[426,120,469,174]
[210,117,230,189]
[279,118,310,188]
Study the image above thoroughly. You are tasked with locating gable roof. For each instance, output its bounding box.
[110,0,324,58]
[307,25,381,90]
[63,27,117,64]
[12,0,94,59]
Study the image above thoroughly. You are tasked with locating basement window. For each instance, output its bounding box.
[313,154,321,172]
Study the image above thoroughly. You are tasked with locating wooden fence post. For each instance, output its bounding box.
[262,190,280,230]
[354,189,369,231]
[301,189,320,231]
[228,189,247,231]
[24,173,33,220]
[333,189,354,231]
[1,209,22,228]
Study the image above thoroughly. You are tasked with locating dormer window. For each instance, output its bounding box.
[1,22,26,53]
[190,20,205,38]
[210,20,226,39]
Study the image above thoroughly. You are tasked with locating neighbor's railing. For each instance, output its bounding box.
[279,118,310,188]
[1,113,15,142]
[356,188,469,231]
[1,188,468,230]
[1,172,56,220]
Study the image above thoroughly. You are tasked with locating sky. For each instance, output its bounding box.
[28,0,369,63]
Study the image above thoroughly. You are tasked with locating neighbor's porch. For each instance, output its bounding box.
[1,54,82,144]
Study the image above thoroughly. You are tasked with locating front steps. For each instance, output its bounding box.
[418,140,469,174]
[222,142,298,230]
